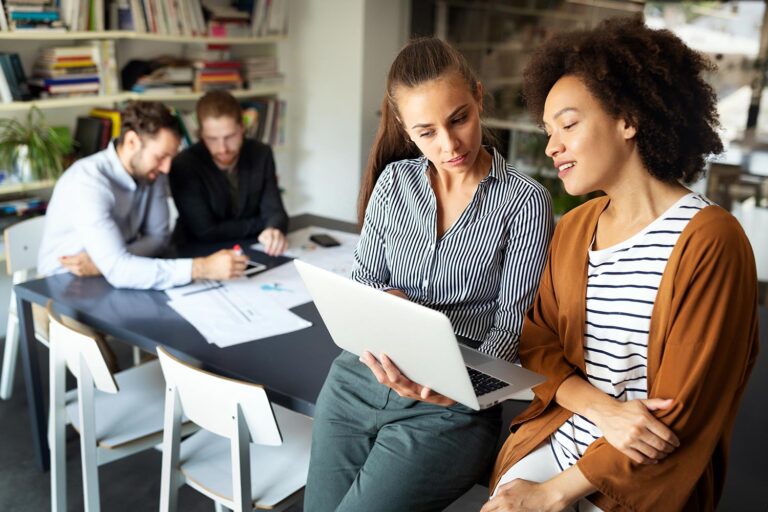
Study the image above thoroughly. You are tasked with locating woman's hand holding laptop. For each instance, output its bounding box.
[368,289,456,405]
[359,351,457,407]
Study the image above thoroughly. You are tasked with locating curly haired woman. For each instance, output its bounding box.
[483,16,759,512]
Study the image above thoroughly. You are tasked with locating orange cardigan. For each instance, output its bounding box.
[490,198,760,511]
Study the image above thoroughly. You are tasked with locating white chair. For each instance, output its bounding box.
[1,215,47,400]
[48,310,194,512]
[157,346,313,512]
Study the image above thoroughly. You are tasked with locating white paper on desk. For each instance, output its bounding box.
[166,285,311,347]
[251,226,360,277]
[226,263,312,309]
[164,279,223,302]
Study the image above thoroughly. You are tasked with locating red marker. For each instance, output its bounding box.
[233,244,243,256]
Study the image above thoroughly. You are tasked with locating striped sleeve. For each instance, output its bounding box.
[351,164,393,290]
[479,185,554,361]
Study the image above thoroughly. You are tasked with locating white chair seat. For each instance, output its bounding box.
[179,405,312,508]
[66,360,167,449]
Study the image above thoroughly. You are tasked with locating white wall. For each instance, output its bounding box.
[360,0,409,175]
[284,0,407,223]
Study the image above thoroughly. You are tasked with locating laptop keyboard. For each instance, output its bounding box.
[467,367,508,396]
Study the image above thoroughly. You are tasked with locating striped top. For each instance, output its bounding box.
[351,148,553,362]
[550,192,713,469]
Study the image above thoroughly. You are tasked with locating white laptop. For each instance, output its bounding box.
[294,260,545,411]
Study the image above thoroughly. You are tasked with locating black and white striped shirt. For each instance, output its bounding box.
[351,148,553,362]
[551,193,712,469]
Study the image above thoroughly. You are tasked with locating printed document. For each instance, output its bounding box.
[165,280,311,347]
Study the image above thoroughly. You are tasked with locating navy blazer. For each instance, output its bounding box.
[169,138,288,244]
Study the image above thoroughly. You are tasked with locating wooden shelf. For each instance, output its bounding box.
[0,179,55,195]
[0,85,284,112]
[0,31,286,45]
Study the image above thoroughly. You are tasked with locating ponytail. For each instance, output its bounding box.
[357,96,421,226]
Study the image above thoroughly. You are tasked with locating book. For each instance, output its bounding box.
[33,67,99,77]
[74,116,105,158]
[0,53,31,101]
[0,66,13,102]
[9,11,61,22]
[3,52,32,100]
[97,116,112,149]
[0,1,9,31]
[33,76,99,86]
[89,108,121,140]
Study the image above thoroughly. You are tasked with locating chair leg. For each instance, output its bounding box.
[0,312,19,400]
[231,405,252,512]
[78,362,101,512]
[50,338,67,512]
[160,386,183,512]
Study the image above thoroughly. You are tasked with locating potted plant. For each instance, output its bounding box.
[0,106,73,183]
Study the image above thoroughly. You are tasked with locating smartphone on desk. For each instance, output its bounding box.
[309,233,341,248]
[245,260,267,276]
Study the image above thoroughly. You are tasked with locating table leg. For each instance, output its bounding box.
[17,295,49,471]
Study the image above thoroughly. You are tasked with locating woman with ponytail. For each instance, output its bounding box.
[304,37,553,512]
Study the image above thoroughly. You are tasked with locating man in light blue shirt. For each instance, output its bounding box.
[38,101,247,290]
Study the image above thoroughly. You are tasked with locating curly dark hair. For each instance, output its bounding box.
[117,100,181,145]
[522,16,722,184]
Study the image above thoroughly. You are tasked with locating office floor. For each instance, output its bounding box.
[1,321,766,511]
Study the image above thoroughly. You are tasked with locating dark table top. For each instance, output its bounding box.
[15,214,358,415]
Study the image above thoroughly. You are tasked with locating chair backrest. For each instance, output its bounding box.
[4,215,46,276]
[157,347,282,445]
[707,162,743,209]
[48,310,117,394]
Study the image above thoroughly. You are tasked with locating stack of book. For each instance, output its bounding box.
[203,0,250,38]
[30,46,100,98]
[242,56,281,88]
[193,61,242,92]
[190,45,242,92]
[132,65,194,94]
[0,52,32,102]
[0,0,65,31]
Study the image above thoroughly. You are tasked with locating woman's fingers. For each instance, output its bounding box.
[359,351,387,384]
[379,353,406,384]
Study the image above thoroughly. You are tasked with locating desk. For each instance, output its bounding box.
[16,215,354,471]
[715,147,768,178]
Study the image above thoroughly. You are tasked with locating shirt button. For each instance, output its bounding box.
[422,279,429,288]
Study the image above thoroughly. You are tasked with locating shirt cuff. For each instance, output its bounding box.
[172,258,194,287]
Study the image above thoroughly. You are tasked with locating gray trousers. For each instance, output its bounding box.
[304,351,501,512]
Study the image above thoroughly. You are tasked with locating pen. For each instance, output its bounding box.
[233,244,243,256]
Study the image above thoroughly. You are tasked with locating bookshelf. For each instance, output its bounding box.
[0,22,288,210]
[0,179,55,195]
[0,31,286,44]
[0,84,286,112]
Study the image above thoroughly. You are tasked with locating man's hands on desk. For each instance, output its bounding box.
[60,249,249,282]
[192,249,248,280]
[258,227,288,256]
[60,252,101,277]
